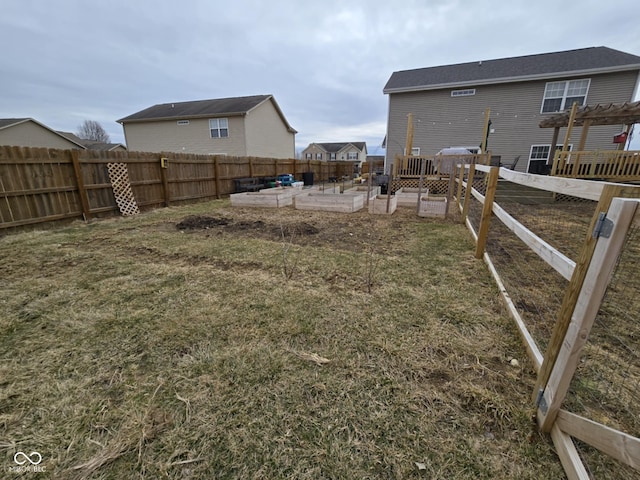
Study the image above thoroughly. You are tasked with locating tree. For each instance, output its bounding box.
[76,120,110,143]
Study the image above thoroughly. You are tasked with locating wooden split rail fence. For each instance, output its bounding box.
[454,163,640,479]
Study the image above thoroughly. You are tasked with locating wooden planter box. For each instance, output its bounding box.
[418,195,447,217]
[395,187,428,207]
[294,192,364,213]
[368,194,397,214]
[230,186,303,208]
[344,185,380,201]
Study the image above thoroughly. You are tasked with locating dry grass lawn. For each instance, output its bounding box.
[0,200,566,479]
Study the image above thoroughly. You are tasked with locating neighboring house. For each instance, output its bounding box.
[0,118,86,149]
[57,131,127,152]
[117,94,296,159]
[383,46,640,174]
[301,142,368,171]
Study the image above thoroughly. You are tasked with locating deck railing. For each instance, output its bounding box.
[551,149,640,181]
[395,153,488,177]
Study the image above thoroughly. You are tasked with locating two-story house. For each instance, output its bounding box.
[117,94,297,159]
[301,142,367,172]
[0,118,87,150]
[383,46,640,174]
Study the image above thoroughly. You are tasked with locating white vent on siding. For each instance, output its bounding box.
[177,120,190,125]
[451,89,476,97]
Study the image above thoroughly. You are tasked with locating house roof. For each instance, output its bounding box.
[0,118,87,149]
[539,100,640,128]
[313,142,367,153]
[384,46,640,94]
[117,94,297,133]
[56,131,127,151]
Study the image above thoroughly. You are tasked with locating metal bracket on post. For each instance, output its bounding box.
[592,212,614,239]
[535,388,549,414]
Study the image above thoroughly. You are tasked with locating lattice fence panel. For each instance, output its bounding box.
[107,162,140,216]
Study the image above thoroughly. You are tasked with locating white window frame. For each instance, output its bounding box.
[305,153,312,160]
[347,151,358,160]
[329,153,336,160]
[316,153,323,160]
[451,88,476,97]
[541,79,590,113]
[209,118,229,138]
[528,144,572,166]
[403,147,421,155]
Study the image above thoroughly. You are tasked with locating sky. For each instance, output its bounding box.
[2,0,640,153]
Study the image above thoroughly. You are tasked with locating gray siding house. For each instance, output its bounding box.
[301,142,367,168]
[383,47,640,174]
[118,94,297,159]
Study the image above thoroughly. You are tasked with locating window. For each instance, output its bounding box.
[347,152,358,160]
[177,120,190,125]
[451,88,476,97]
[329,153,336,160]
[209,118,229,138]
[541,79,590,113]
[403,147,421,155]
[529,144,572,162]
[305,153,312,160]
[316,153,323,160]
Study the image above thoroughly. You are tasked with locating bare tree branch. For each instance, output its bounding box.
[76,120,110,143]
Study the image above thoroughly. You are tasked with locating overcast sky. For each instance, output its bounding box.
[2,0,640,152]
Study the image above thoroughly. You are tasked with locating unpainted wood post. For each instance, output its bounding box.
[70,150,91,221]
[532,184,639,403]
[537,198,639,433]
[456,164,464,209]
[214,156,221,199]
[461,164,475,223]
[159,156,170,207]
[474,166,499,259]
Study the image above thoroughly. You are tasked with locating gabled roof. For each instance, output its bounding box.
[117,94,297,133]
[56,131,127,151]
[384,46,640,94]
[313,142,367,153]
[0,118,87,149]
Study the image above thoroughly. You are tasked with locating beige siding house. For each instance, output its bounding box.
[301,142,367,171]
[384,47,640,174]
[117,95,296,158]
[0,118,86,149]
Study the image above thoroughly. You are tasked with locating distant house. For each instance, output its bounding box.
[0,118,86,149]
[383,46,640,174]
[117,94,296,159]
[301,142,367,171]
[57,131,127,152]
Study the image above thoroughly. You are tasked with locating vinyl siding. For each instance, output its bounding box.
[244,100,295,158]
[123,117,247,155]
[386,70,639,173]
[0,121,82,149]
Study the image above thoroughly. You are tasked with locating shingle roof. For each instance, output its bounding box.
[384,46,640,93]
[316,142,367,152]
[0,118,30,129]
[118,95,271,123]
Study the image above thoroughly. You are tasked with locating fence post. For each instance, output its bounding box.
[214,156,221,199]
[536,198,639,433]
[532,184,640,403]
[474,166,498,259]
[159,156,170,207]
[461,164,475,223]
[70,150,91,221]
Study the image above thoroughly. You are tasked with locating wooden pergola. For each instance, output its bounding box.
[539,100,640,152]
[539,101,640,180]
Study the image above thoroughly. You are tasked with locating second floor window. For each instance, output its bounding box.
[209,118,229,138]
[316,153,323,160]
[305,153,312,160]
[347,152,358,160]
[330,153,336,160]
[541,79,590,113]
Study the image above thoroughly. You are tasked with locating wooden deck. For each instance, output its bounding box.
[551,149,640,181]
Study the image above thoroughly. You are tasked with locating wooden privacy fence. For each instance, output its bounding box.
[454,163,640,479]
[0,146,356,231]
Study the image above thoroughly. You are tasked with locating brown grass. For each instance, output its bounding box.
[0,200,566,479]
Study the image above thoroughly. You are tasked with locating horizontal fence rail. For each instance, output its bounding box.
[0,145,357,231]
[454,163,640,478]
